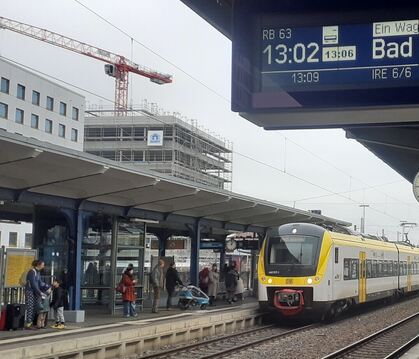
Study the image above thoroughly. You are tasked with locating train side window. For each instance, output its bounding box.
[404,262,407,275]
[394,261,398,276]
[388,261,393,276]
[378,261,383,277]
[383,261,388,277]
[366,260,372,278]
[372,260,377,278]
[335,248,339,264]
[343,258,350,280]
[350,259,359,279]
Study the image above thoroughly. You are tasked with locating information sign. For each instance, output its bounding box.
[4,248,37,288]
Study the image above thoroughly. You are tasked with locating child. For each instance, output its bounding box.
[50,278,67,329]
[36,289,50,329]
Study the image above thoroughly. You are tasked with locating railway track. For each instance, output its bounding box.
[138,323,319,359]
[322,312,419,359]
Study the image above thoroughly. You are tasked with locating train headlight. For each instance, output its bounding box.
[307,278,313,284]
[267,278,273,284]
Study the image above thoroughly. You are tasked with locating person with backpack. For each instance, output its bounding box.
[24,259,50,330]
[50,278,68,329]
[120,266,138,318]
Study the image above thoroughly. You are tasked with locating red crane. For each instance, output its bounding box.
[0,16,173,116]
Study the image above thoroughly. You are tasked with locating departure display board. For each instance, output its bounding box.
[260,20,419,92]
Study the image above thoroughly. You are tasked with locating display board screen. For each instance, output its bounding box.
[260,20,419,92]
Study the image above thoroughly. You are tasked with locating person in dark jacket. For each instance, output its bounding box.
[24,259,50,329]
[121,267,138,318]
[165,262,183,310]
[50,278,67,329]
[225,262,239,304]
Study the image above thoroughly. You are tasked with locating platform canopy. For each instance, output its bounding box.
[0,132,350,235]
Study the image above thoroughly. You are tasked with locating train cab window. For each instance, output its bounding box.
[335,248,339,264]
[366,260,372,278]
[267,235,320,265]
[350,259,358,279]
[372,260,377,278]
[343,259,350,280]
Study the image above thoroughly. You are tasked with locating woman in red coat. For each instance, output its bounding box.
[121,267,138,318]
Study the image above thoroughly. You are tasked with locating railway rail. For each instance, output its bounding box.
[138,323,319,359]
[322,312,419,359]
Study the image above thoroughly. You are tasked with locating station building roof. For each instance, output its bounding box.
[0,132,350,235]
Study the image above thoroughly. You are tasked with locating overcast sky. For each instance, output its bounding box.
[1,0,418,243]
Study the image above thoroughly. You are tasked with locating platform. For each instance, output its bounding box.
[0,300,262,359]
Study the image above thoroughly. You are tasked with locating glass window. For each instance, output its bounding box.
[133,127,145,137]
[32,90,40,105]
[343,258,350,280]
[388,261,393,276]
[72,107,79,121]
[9,232,18,247]
[71,128,78,142]
[25,233,32,248]
[17,84,25,100]
[85,127,101,137]
[45,119,53,133]
[350,259,359,279]
[366,260,372,278]
[372,260,377,278]
[60,102,67,116]
[0,102,8,119]
[103,128,117,137]
[15,108,24,124]
[133,150,144,161]
[59,124,66,138]
[268,235,320,265]
[46,96,54,111]
[1,77,9,94]
[394,261,399,276]
[31,114,39,129]
[102,151,116,160]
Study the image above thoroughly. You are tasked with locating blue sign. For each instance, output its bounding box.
[200,241,224,250]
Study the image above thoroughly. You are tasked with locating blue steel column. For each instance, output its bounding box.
[73,210,85,310]
[190,220,201,286]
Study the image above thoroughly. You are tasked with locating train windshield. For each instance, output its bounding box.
[268,235,320,266]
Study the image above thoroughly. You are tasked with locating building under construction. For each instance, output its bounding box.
[84,102,233,190]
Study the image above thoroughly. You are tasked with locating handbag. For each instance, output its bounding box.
[115,281,126,294]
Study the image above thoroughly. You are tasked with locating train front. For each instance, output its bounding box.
[258,223,329,317]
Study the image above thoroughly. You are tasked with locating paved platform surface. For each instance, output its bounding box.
[0,298,257,349]
[401,343,419,359]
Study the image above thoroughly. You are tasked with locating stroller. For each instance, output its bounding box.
[178,285,210,310]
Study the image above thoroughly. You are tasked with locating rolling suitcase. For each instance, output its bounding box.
[0,307,6,330]
[6,304,25,330]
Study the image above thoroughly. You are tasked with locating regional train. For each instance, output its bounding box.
[258,223,419,319]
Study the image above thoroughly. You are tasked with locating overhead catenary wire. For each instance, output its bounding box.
[69,0,416,211]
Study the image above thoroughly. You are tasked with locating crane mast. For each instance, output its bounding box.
[0,16,173,116]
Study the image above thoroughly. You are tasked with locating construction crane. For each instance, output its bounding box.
[0,16,173,116]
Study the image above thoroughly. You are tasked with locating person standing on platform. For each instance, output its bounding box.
[235,273,245,302]
[24,259,49,329]
[199,267,210,294]
[50,278,67,329]
[165,261,183,310]
[150,259,164,313]
[225,262,239,304]
[208,263,219,306]
[121,266,138,318]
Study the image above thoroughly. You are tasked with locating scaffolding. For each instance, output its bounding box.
[84,101,233,190]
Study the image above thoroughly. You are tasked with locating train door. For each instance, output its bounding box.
[407,256,412,292]
[358,251,367,303]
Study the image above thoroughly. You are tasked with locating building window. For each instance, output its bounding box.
[25,233,33,248]
[0,102,8,119]
[71,128,78,142]
[72,107,79,121]
[31,114,39,129]
[59,124,65,138]
[60,102,67,116]
[1,77,10,94]
[17,84,25,100]
[15,108,24,124]
[9,232,18,247]
[32,90,40,105]
[46,96,54,111]
[45,119,53,133]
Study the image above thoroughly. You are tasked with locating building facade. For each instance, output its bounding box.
[84,108,232,190]
[0,221,32,249]
[0,58,85,151]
